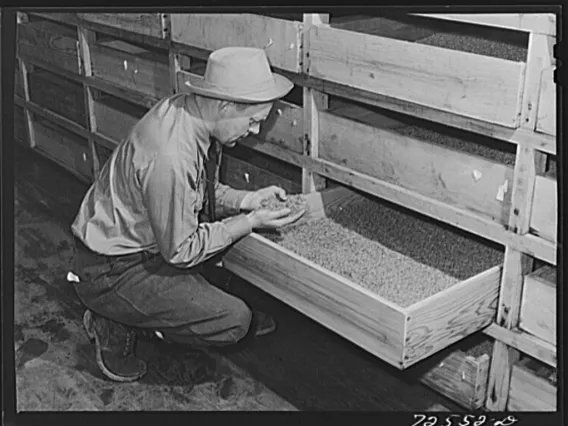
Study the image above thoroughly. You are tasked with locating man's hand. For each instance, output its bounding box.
[240,185,287,211]
[246,208,305,230]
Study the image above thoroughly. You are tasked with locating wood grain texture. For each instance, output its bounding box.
[220,154,301,194]
[32,118,92,182]
[170,14,302,72]
[15,60,24,97]
[77,13,167,39]
[404,267,501,367]
[28,70,85,125]
[17,20,80,74]
[484,324,556,368]
[530,175,557,242]
[308,25,525,127]
[417,350,490,410]
[223,233,408,368]
[520,265,557,345]
[507,363,557,411]
[536,67,556,136]
[319,111,514,225]
[304,75,556,156]
[14,106,28,145]
[91,41,170,99]
[93,96,146,143]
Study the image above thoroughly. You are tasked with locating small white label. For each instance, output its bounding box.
[472,170,482,181]
[496,187,505,202]
[123,60,128,70]
[66,272,80,283]
[244,173,250,183]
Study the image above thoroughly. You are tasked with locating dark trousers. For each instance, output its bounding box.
[71,237,252,347]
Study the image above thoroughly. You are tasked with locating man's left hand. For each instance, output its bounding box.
[240,185,287,211]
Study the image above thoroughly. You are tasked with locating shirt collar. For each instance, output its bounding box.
[185,94,214,160]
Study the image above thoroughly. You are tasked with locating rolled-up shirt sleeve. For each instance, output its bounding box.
[139,154,252,268]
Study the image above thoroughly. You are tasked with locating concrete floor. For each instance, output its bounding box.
[13,144,461,411]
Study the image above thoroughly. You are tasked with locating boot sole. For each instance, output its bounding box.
[83,310,147,383]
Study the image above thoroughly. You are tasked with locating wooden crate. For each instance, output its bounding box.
[318,108,515,227]
[507,356,557,411]
[223,186,503,369]
[32,116,92,182]
[17,19,80,74]
[530,172,557,242]
[413,335,492,410]
[92,92,147,143]
[28,69,85,125]
[94,141,114,173]
[91,39,170,99]
[519,264,556,345]
[536,66,555,136]
[306,25,526,128]
[78,13,169,39]
[170,14,303,73]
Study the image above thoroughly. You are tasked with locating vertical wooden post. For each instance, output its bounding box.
[169,51,183,94]
[77,25,99,180]
[485,31,553,411]
[16,13,36,149]
[301,13,329,194]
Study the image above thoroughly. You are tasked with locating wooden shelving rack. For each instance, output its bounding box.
[13,11,558,412]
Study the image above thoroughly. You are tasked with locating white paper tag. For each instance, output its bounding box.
[66,271,80,283]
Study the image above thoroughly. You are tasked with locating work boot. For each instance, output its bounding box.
[83,309,147,382]
[252,311,277,337]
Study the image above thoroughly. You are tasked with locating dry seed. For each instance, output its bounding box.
[257,193,307,217]
[266,195,503,307]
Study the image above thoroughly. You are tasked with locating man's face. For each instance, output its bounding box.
[212,102,274,147]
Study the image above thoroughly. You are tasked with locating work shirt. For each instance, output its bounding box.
[71,93,253,269]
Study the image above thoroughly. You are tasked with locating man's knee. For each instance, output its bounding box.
[224,299,253,344]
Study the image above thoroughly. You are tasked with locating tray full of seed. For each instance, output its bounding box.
[223,186,504,369]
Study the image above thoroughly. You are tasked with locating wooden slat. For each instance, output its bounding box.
[14,106,29,146]
[302,76,556,155]
[224,232,408,368]
[17,97,89,139]
[92,96,145,143]
[404,267,501,367]
[508,363,557,411]
[17,20,80,74]
[77,13,168,39]
[519,34,555,132]
[27,68,85,125]
[90,42,170,99]
[414,13,556,36]
[536,67,556,136]
[300,156,556,265]
[417,350,491,410]
[302,14,329,194]
[91,131,119,151]
[170,14,302,72]
[84,75,159,109]
[520,265,556,345]
[220,154,301,194]
[530,175,557,242]
[484,324,556,368]
[17,52,85,84]
[17,59,37,149]
[319,111,515,226]
[32,117,92,182]
[307,25,526,128]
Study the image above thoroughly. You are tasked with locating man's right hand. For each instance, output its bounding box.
[246,208,305,230]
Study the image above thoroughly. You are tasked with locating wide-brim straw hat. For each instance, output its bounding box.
[185,46,294,103]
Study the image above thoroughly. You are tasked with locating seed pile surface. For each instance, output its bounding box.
[465,338,494,359]
[395,125,516,165]
[418,32,528,62]
[264,196,503,307]
[257,194,307,217]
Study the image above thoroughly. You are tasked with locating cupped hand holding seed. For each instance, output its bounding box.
[246,207,305,230]
[239,185,287,211]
